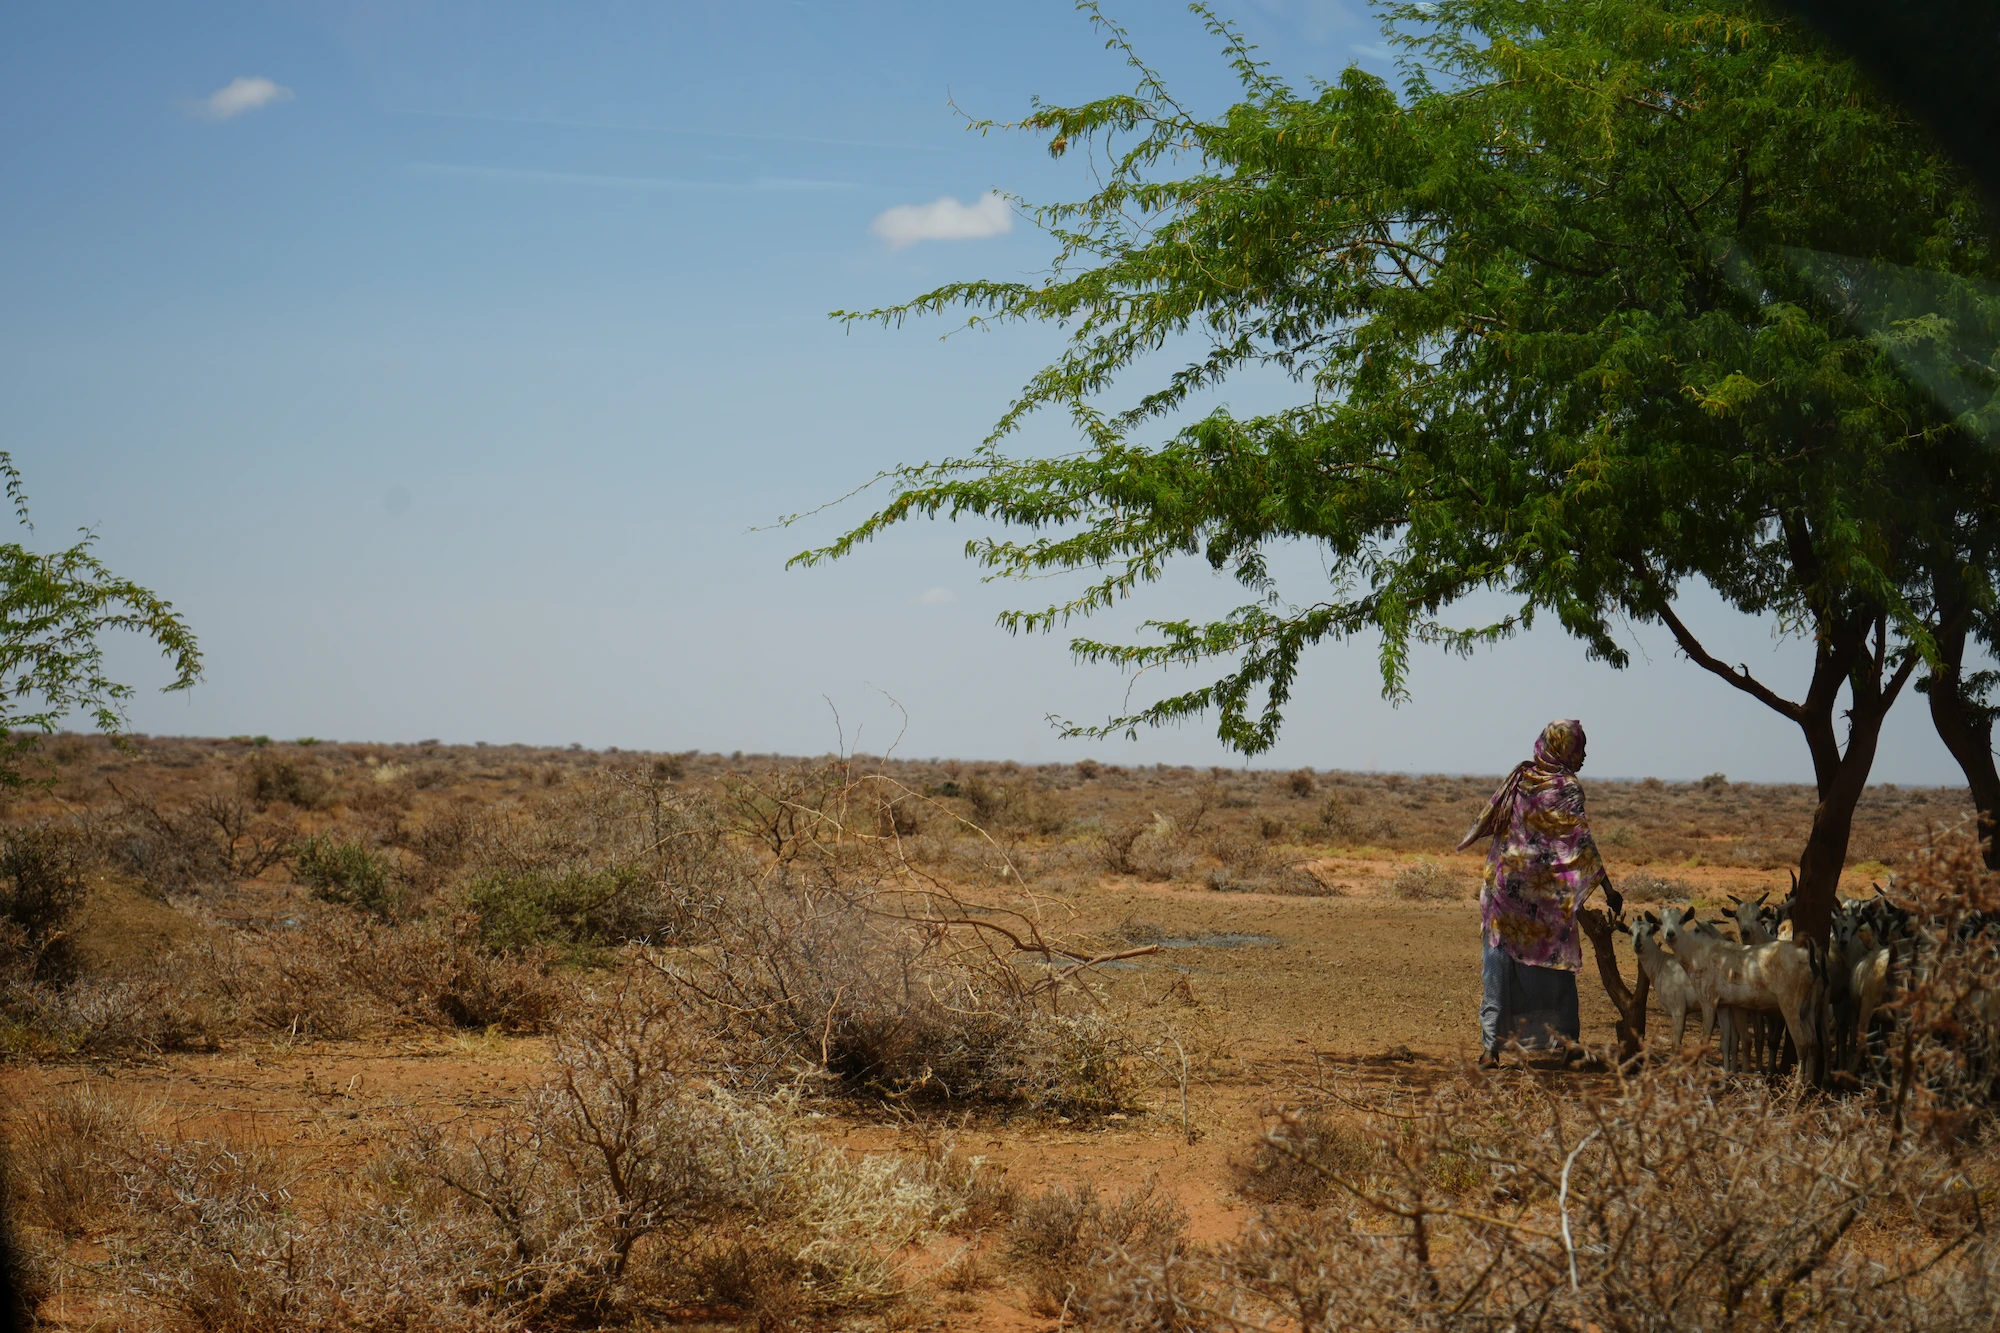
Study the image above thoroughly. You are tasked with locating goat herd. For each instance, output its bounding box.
[1624,888,1950,1087]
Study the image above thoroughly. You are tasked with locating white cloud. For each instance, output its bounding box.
[912,586,958,606]
[870,192,1012,250]
[201,76,293,120]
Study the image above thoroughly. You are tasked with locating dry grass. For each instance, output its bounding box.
[1388,856,1473,900]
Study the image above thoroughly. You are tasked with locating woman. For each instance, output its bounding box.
[1458,719,1623,1067]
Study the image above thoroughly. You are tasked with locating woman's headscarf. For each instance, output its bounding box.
[1457,719,1587,852]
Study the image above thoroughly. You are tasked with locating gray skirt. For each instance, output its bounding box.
[1481,939,1580,1052]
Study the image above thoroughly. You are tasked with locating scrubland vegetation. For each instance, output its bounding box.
[0,735,1994,1329]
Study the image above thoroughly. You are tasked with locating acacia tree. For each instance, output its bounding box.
[796,0,2000,942]
[0,453,201,787]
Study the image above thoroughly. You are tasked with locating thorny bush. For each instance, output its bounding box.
[0,820,90,980]
[1057,1067,2000,1331]
[653,863,1147,1117]
[1874,832,2000,1132]
[460,775,736,950]
[7,978,997,1330]
[107,786,294,895]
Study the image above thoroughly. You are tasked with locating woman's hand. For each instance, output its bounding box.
[1602,882,1625,916]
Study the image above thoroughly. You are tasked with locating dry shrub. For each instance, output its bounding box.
[943,774,1072,837]
[101,1129,518,1333]
[0,820,90,980]
[895,1119,1020,1238]
[1130,841,1193,883]
[260,909,562,1034]
[1097,820,1151,875]
[463,777,738,949]
[388,804,475,902]
[238,751,329,810]
[7,1083,141,1238]
[24,977,995,1331]
[0,1135,51,1327]
[722,759,854,861]
[1230,1106,1374,1209]
[1877,834,2000,1130]
[1,930,243,1057]
[1314,789,1388,844]
[1005,784,1072,836]
[1389,856,1471,900]
[656,869,1143,1117]
[108,788,294,894]
[1070,1067,2000,1331]
[1004,1178,1187,1317]
[4,907,561,1054]
[1100,815,1193,882]
[1008,835,1100,893]
[935,1248,996,1293]
[1204,834,1328,895]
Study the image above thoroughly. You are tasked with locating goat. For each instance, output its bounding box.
[1630,913,1704,1056]
[1727,893,1785,1073]
[1728,893,1777,945]
[1660,905,1823,1084]
[1842,899,1914,1079]
[1825,905,1864,1075]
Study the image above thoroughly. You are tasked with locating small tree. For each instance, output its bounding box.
[0,453,200,785]
[794,0,2000,943]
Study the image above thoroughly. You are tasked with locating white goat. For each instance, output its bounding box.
[1728,893,1778,945]
[1630,914,1704,1055]
[1727,894,1784,1072]
[1660,905,1822,1083]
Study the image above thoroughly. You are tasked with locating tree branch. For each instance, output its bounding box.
[1638,575,1805,722]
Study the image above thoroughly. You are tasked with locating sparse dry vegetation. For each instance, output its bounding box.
[4,733,1996,1328]
[1389,856,1473,901]
[6,985,1006,1330]
[1067,1068,2000,1331]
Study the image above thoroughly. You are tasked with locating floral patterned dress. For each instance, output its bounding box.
[1457,719,1609,974]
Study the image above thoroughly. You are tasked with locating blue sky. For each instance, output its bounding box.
[0,0,1976,783]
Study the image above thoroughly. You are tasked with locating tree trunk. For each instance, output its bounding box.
[1577,905,1648,1064]
[1791,733,1882,946]
[1924,619,2000,870]
[1642,568,1917,950]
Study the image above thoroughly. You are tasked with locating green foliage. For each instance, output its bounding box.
[464,864,651,954]
[0,453,200,786]
[796,0,2000,758]
[293,835,396,917]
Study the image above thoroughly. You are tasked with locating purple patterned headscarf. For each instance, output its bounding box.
[1458,719,1587,851]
